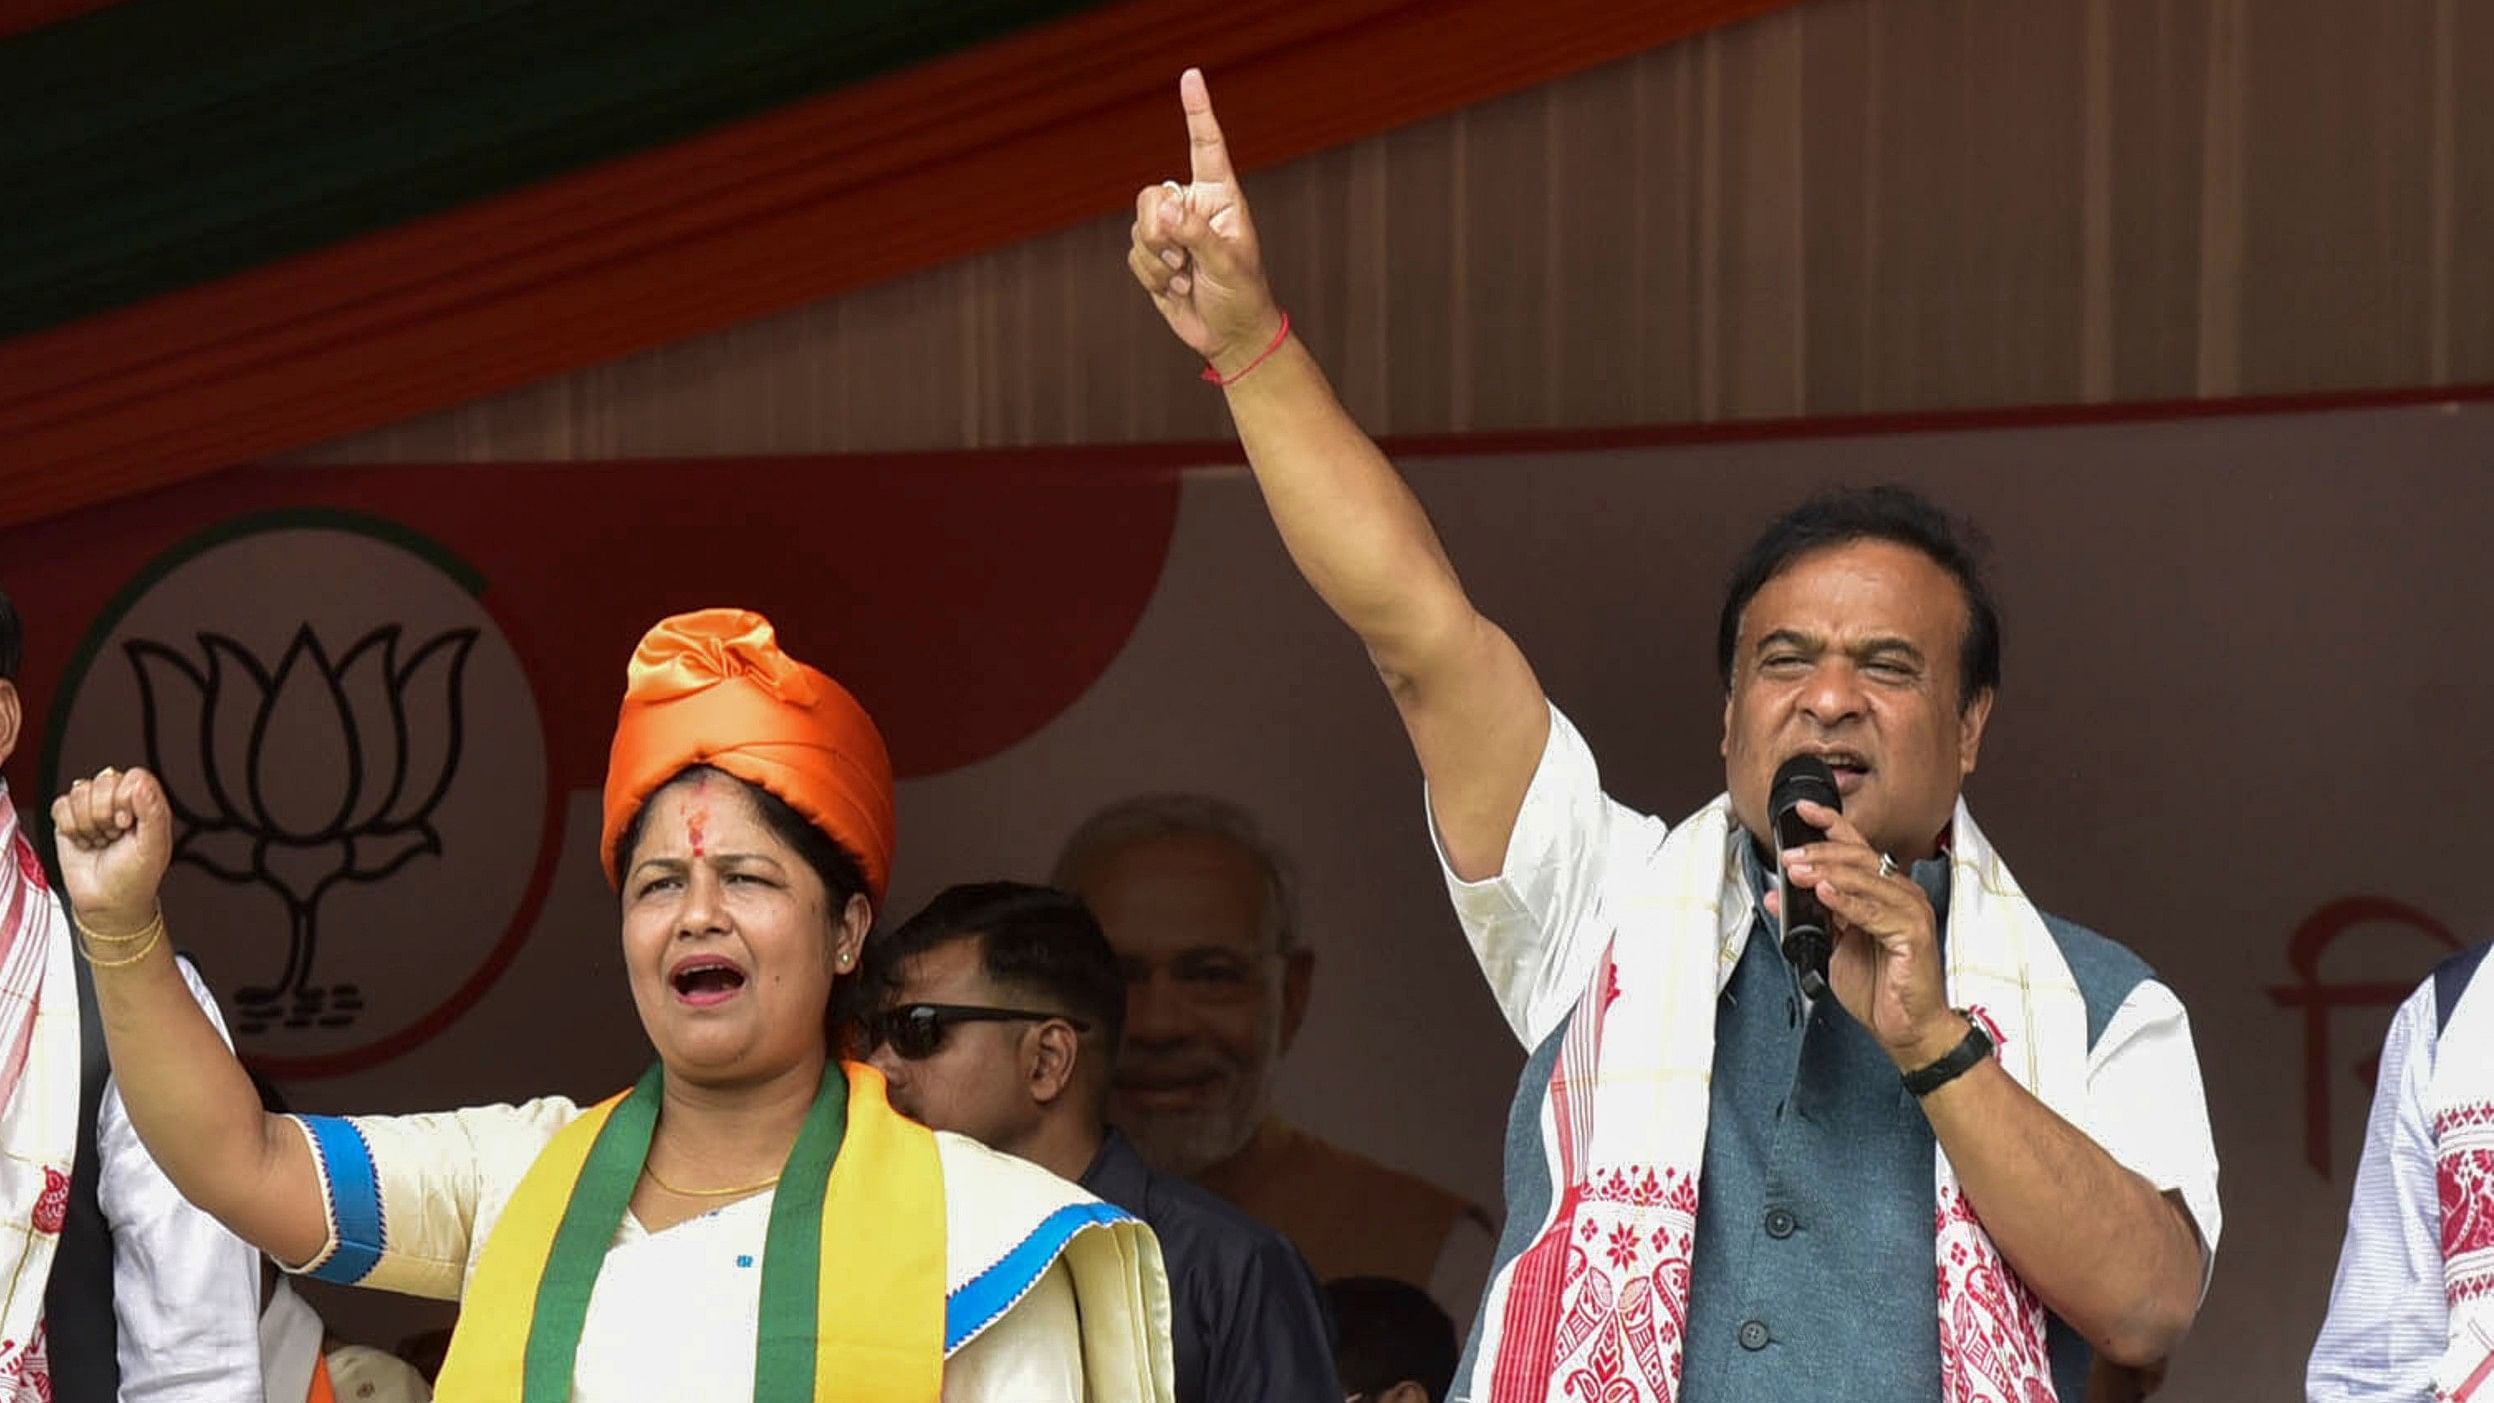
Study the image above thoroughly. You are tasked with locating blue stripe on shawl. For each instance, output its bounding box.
[297,1115,386,1285]
[943,1200,1132,1355]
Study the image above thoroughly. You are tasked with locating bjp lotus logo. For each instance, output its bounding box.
[125,624,477,1033]
[48,514,551,1078]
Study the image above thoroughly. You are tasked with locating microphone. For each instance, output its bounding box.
[1769,754,1842,1000]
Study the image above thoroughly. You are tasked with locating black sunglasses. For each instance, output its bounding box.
[867,1002,1091,1061]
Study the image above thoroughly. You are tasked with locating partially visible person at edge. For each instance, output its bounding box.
[862,880,1339,1403]
[48,608,1176,1402]
[1121,68,2219,1402]
[1328,1277,1458,1403]
[1053,794,1493,1323]
[2308,939,2494,1401]
[0,587,266,1401]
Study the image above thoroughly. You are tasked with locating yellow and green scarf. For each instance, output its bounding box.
[436,1060,943,1402]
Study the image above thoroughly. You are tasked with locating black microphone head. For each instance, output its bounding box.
[1768,754,1842,822]
[1768,755,1841,995]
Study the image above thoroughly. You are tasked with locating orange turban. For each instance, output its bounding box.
[599,609,895,905]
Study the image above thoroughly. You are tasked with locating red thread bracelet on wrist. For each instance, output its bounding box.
[1201,312,1291,387]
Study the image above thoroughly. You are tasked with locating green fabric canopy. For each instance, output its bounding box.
[0,0,1100,338]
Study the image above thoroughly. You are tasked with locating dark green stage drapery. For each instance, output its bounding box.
[0,0,1800,527]
[0,0,1102,338]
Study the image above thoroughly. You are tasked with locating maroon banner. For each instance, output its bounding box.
[0,450,1181,1077]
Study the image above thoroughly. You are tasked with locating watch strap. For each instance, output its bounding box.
[1901,1014,1993,1097]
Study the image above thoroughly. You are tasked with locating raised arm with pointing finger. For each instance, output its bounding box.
[1127,68,1549,884]
[1126,71,2217,1403]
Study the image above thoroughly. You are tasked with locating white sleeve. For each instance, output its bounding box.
[99,958,268,1403]
[2307,980,2445,1402]
[285,1095,582,1302]
[2078,979,2223,1297]
[1431,701,1670,1048]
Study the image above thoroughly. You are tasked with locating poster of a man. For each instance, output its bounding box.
[1056,794,1496,1321]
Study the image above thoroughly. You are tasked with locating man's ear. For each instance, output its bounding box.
[1027,1020,1082,1106]
[1956,685,1996,780]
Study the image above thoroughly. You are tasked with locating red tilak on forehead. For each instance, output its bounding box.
[685,771,712,856]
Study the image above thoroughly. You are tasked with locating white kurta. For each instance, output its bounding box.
[2309,968,2494,1401]
[102,958,269,1401]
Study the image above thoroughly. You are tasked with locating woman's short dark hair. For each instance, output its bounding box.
[610,764,871,915]
[1714,484,2002,710]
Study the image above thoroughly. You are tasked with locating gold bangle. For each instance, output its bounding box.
[81,924,163,968]
[72,910,164,944]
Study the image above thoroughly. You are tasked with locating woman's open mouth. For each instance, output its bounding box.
[669,956,749,1007]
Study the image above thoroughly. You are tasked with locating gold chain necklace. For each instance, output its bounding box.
[640,1161,781,1198]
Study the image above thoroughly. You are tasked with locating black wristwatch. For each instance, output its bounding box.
[1901,1013,1993,1098]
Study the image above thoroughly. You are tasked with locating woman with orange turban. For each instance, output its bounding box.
[49,609,1175,1402]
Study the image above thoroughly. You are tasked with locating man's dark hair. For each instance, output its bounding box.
[0,589,21,683]
[869,881,1126,1055]
[1327,1276,1457,1402]
[1714,484,2002,709]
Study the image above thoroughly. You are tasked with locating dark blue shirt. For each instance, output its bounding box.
[1082,1129,1340,1403]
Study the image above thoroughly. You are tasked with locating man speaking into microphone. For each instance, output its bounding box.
[1122,70,2220,1401]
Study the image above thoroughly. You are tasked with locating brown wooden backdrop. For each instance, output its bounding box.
[300,0,2490,465]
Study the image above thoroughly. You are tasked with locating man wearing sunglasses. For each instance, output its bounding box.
[862,881,1340,1403]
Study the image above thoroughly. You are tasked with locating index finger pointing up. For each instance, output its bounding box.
[1179,67,1233,185]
